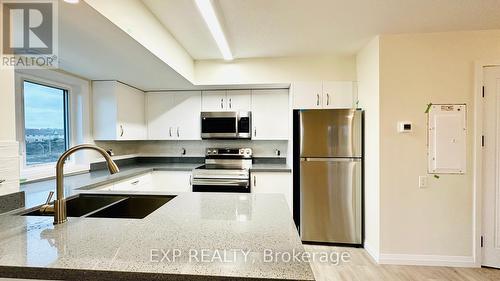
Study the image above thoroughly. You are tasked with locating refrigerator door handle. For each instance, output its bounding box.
[301,157,361,162]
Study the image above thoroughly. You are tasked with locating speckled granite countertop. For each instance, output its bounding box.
[0,192,314,281]
[21,163,291,209]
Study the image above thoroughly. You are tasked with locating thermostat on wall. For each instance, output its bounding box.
[398,122,412,133]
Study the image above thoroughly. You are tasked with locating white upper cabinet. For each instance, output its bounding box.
[146,91,201,140]
[292,82,323,109]
[292,81,356,109]
[202,90,251,111]
[202,90,226,111]
[93,81,147,141]
[251,89,289,140]
[322,81,356,109]
[226,90,251,111]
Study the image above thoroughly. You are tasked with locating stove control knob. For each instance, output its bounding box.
[245,149,252,155]
[239,149,244,155]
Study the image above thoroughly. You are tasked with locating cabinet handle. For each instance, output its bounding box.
[189,175,192,186]
[120,125,124,137]
[229,98,232,109]
[131,180,140,185]
[326,93,330,105]
[169,127,172,137]
[316,94,320,106]
[177,127,180,138]
[253,176,256,187]
[221,98,224,109]
[254,127,257,137]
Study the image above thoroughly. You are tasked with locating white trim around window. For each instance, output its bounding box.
[15,70,94,182]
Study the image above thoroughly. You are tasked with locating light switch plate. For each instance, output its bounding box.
[419,176,428,188]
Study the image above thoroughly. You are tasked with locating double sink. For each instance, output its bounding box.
[22,194,175,219]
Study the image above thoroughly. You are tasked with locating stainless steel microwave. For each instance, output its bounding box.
[201,112,251,139]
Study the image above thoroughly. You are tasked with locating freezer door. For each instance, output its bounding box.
[300,109,362,158]
[300,158,362,244]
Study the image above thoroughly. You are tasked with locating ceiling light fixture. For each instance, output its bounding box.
[63,0,80,3]
[194,0,233,61]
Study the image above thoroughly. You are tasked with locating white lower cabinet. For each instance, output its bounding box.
[251,172,293,212]
[96,171,192,192]
[151,171,192,192]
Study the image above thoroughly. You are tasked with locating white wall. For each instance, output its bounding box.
[356,37,380,260]
[377,30,500,265]
[0,69,16,141]
[0,68,20,196]
[195,55,356,85]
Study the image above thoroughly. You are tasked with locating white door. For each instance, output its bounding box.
[292,82,322,109]
[171,91,202,140]
[482,66,500,268]
[226,90,251,111]
[146,93,176,140]
[251,172,292,212]
[322,81,355,109]
[116,83,147,140]
[202,90,226,111]
[251,89,289,140]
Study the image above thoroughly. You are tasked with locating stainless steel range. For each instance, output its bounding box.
[192,148,253,193]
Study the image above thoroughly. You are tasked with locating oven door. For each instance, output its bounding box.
[201,112,238,139]
[192,178,250,193]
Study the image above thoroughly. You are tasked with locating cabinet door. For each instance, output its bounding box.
[116,83,147,140]
[292,82,322,109]
[151,171,192,192]
[202,91,226,111]
[251,172,292,212]
[322,81,355,109]
[171,91,202,140]
[146,93,176,140]
[226,90,251,111]
[93,81,118,140]
[251,89,289,140]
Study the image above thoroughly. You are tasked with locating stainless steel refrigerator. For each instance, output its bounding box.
[295,109,363,245]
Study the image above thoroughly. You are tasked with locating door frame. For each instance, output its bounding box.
[473,60,500,267]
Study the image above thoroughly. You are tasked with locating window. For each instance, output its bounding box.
[23,81,69,166]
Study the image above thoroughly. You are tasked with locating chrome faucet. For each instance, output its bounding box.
[42,144,120,225]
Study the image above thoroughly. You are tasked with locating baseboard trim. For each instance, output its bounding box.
[378,253,477,267]
[363,242,380,263]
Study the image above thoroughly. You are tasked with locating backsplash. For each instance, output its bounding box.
[95,140,288,158]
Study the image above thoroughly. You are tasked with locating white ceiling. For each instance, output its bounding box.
[58,1,192,90]
[143,0,500,59]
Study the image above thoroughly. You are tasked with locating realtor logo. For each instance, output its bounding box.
[1,0,58,68]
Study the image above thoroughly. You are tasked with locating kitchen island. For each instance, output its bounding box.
[0,192,314,281]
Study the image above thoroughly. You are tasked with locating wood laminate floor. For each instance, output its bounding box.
[304,245,500,281]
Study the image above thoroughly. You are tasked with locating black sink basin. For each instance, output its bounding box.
[22,195,126,217]
[87,195,174,219]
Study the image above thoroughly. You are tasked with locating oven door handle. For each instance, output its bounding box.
[192,178,249,187]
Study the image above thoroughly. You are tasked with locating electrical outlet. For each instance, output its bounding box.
[419,176,428,188]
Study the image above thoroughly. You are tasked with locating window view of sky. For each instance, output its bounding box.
[23,81,68,165]
[24,81,65,129]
